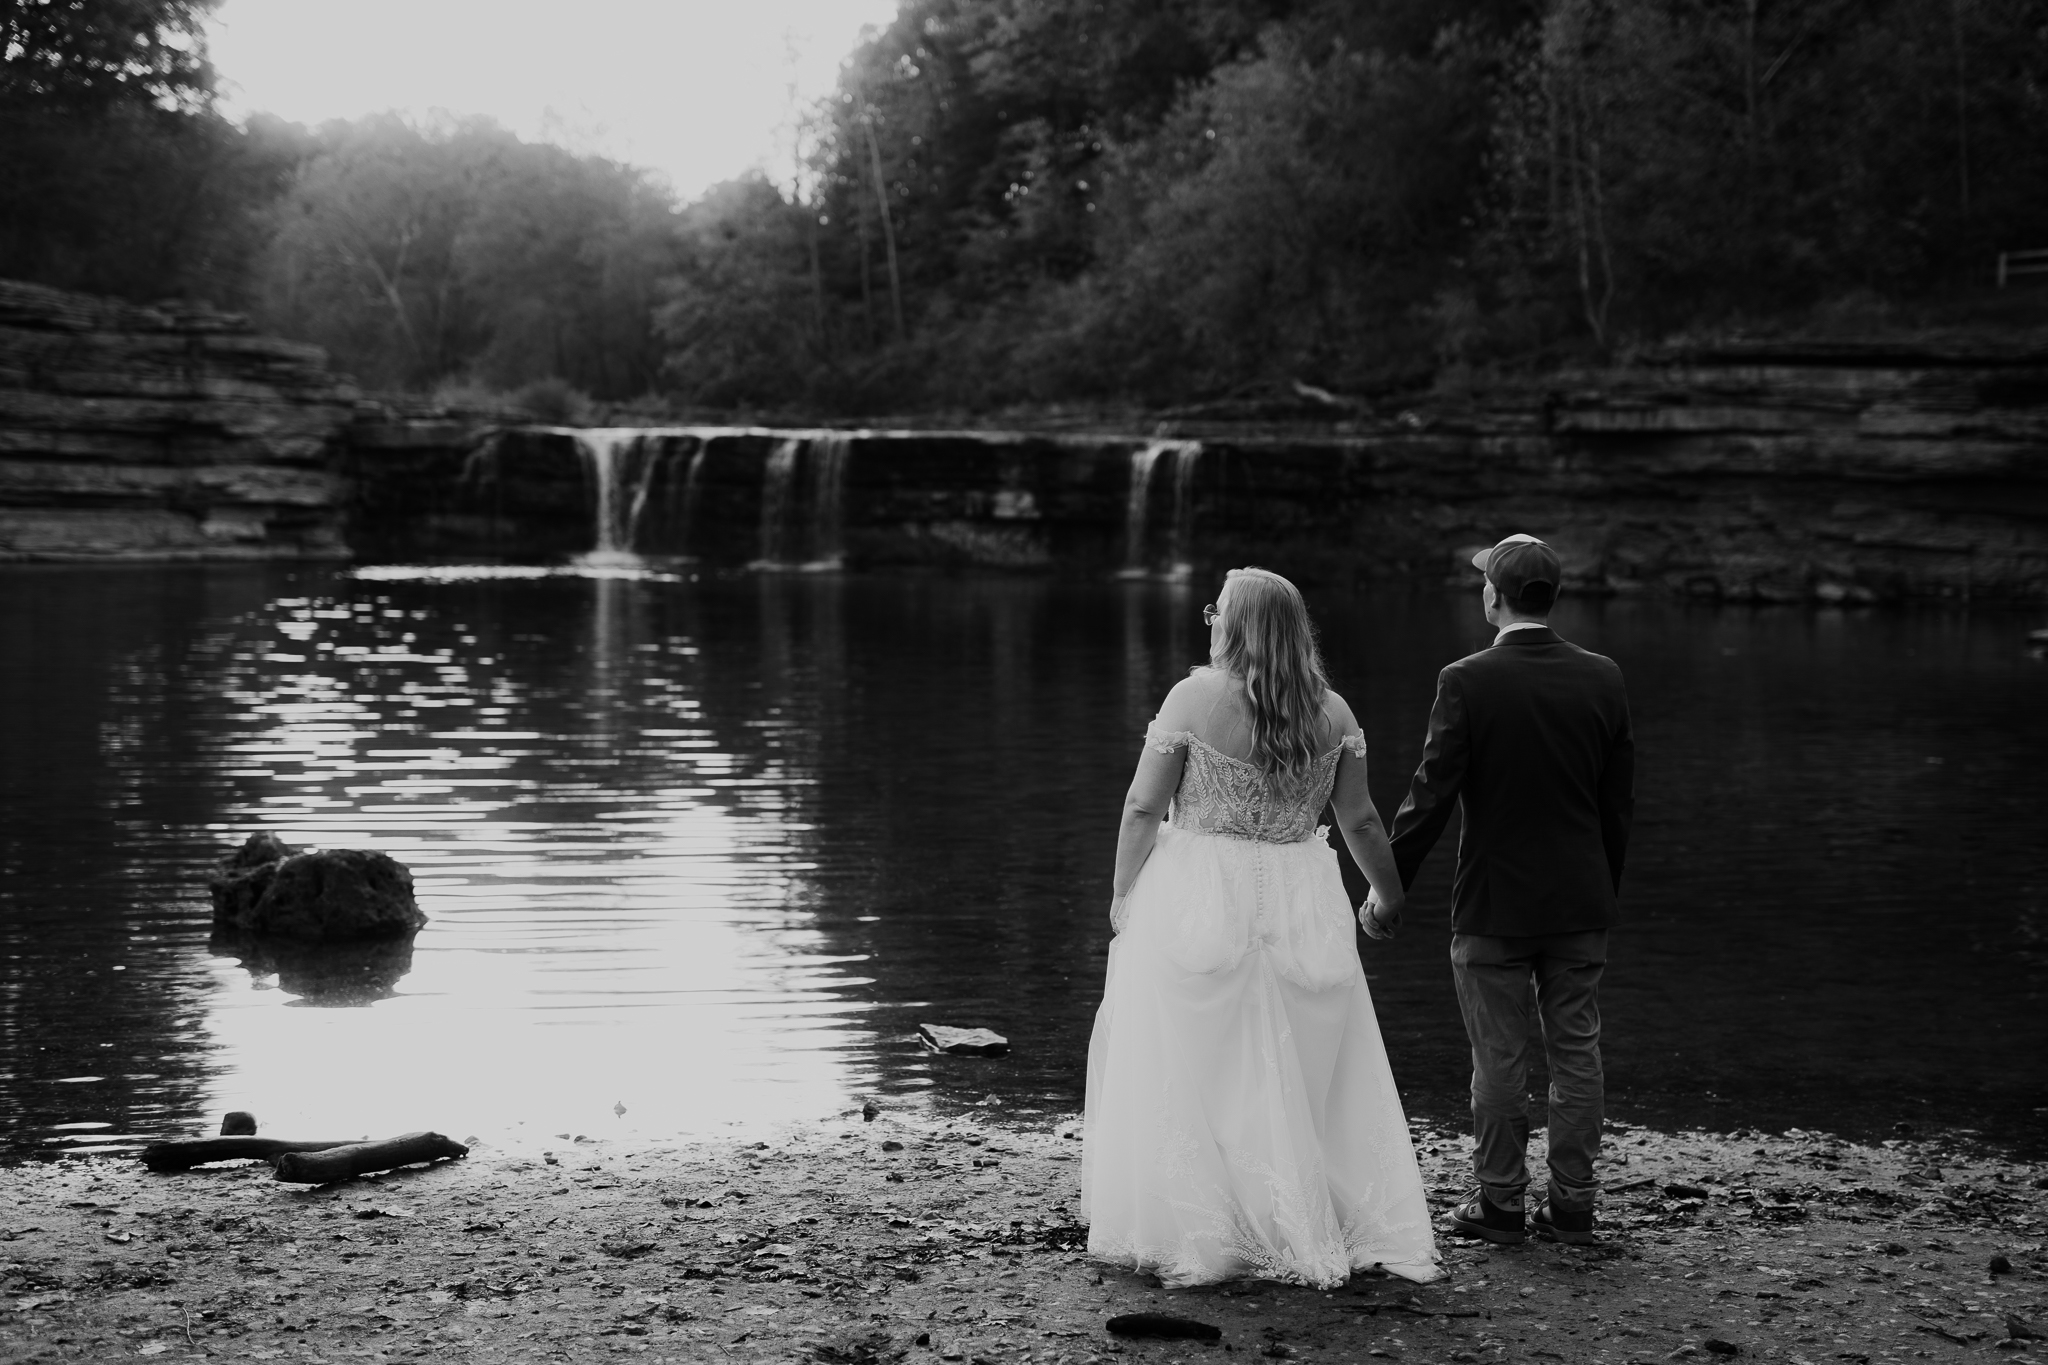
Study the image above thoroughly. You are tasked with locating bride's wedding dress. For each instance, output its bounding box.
[1082,717,1441,1288]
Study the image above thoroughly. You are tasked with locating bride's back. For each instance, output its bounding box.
[1150,667,1354,845]
[1168,666,1343,765]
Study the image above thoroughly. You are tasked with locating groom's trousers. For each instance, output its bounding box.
[1450,930,1608,1214]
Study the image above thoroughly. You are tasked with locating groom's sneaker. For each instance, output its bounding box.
[1443,1191,1525,1244]
[1531,1200,1596,1246]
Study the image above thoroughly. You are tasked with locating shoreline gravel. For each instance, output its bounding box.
[3,1111,2045,1364]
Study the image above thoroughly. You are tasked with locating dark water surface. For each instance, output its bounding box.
[3,565,2044,1158]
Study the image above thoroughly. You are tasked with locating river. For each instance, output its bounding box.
[2,565,2043,1157]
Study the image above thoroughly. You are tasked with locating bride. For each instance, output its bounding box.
[1082,567,1441,1288]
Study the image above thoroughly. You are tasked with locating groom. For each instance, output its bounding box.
[1364,533,1634,1245]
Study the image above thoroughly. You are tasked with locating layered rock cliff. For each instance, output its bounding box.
[367,339,2048,602]
[2,280,2043,601]
[0,282,357,560]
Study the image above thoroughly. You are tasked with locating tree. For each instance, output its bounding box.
[0,0,298,303]
[655,175,823,409]
[255,115,680,397]
[1,0,216,111]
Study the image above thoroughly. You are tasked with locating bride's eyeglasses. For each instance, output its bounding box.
[1202,604,1220,625]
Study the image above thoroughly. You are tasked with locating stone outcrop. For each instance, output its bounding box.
[0,281,358,560]
[208,833,425,940]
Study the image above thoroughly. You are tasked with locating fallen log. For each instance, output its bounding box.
[141,1138,354,1173]
[272,1132,468,1184]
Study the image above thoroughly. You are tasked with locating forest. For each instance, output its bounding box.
[5,0,2047,415]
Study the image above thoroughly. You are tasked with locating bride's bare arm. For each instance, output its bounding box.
[1327,693,1406,931]
[1109,679,1200,918]
[1112,742,1185,904]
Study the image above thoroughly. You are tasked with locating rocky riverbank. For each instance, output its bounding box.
[3,1114,2044,1365]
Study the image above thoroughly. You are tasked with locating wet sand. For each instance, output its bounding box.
[2,1113,2044,1364]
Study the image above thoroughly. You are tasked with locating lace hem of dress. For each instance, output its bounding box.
[1085,1231,1434,1290]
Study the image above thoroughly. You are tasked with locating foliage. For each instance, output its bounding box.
[255,116,681,396]
[0,0,294,302]
[1,0,217,111]
[659,0,2048,411]
[4,0,2045,410]
[653,175,825,409]
[1482,0,2048,349]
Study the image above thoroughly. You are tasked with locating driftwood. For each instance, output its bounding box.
[272,1132,468,1184]
[141,1138,353,1173]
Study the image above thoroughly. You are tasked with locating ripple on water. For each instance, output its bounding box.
[1,567,2044,1157]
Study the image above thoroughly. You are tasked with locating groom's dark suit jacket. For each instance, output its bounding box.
[1389,626,1635,937]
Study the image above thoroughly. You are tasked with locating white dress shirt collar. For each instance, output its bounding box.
[1493,620,1550,645]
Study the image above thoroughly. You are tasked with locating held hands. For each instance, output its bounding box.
[1358,888,1404,941]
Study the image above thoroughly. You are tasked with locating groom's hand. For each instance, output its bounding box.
[1359,891,1400,940]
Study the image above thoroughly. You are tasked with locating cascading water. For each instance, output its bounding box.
[568,428,671,567]
[1122,439,1201,577]
[808,434,853,569]
[1121,443,1167,576]
[1165,442,1203,580]
[675,443,708,557]
[754,433,854,570]
[755,437,803,567]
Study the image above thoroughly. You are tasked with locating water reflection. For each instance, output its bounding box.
[1,566,2043,1158]
[206,930,416,1007]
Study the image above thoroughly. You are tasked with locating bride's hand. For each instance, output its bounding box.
[1359,889,1403,940]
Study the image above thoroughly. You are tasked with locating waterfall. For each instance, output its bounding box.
[460,431,503,489]
[1122,439,1201,577]
[675,443,708,557]
[1165,441,1203,580]
[755,437,803,567]
[753,433,853,570]
[1121,443,1167,575]
[808,434,852,569]
[570,428,671,566]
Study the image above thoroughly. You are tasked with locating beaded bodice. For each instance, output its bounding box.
[1146,723,1367,844]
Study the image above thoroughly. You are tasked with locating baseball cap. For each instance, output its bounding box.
[1471,534,1561,607]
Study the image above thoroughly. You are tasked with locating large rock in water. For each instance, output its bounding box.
[208,833,425,939]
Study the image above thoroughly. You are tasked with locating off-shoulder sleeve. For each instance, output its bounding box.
[1145,721,1195,754]
[1339,729,1368,759]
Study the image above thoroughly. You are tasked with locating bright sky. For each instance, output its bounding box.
[205,0,904,203]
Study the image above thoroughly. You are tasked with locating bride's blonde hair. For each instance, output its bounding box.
[1208,567,1329,790]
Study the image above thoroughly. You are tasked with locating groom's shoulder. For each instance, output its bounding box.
[1454,636,1627,685]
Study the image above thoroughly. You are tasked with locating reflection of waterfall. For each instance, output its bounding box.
[756,438,803,567]
[755,433,854,571]
[1122,440,1202,578]
[570,429,669,566]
